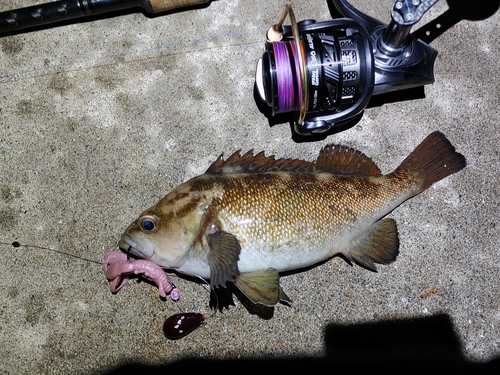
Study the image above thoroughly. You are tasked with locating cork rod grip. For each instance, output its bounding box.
[147,0,210,13]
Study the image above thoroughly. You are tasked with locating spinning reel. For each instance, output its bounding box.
[255,0,440,135]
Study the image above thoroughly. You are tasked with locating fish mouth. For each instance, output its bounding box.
[118,234,155,259]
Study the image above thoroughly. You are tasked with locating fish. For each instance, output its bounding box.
[117,131,466,307]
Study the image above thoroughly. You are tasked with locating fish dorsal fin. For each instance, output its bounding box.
[206,145,381,176]
[315,144,382,177]
[205,150,314,175]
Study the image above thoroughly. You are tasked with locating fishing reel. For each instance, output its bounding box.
[255,0,440,135]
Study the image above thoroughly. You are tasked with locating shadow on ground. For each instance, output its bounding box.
[100,314,500,374]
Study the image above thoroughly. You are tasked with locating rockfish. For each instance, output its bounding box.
[117,132,465,306]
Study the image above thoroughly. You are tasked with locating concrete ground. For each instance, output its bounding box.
[0,0,499,373]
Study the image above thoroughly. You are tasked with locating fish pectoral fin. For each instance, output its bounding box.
[207,231,241,288]
[233,268,291,307]
[345,218,399,271]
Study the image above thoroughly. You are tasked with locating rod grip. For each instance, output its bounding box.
[147,0,210,13]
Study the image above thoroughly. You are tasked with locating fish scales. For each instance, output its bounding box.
[181,171,417,274]
[117,132,466,306]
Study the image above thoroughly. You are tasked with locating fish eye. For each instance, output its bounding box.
[138,215,160,233]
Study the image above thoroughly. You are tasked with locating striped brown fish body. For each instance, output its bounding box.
[118,132,465,306]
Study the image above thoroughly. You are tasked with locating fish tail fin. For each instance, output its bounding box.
[395,131,466,192]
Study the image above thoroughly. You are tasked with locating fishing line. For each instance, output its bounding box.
[271,40,303,114]
[0,27,268,84]
[4,241,101,265]
[171,276,218,316]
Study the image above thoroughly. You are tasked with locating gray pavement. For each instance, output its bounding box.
[0,0,499,373]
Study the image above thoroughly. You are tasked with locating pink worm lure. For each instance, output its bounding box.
[103,250,180,301]
[104,251,209,340]
[104,251,213,339]
[8,243,200,339]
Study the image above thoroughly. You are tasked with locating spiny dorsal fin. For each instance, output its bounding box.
[205,150,314,175]
[315,144,382,177]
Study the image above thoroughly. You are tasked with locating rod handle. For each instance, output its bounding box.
[146,0,210,13]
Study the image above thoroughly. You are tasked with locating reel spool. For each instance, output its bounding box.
[256,17,374,134]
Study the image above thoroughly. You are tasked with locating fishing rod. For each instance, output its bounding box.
[0,0,210,36]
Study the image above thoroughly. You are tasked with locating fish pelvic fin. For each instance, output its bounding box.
[395,131,466,192]
[233,268,291,307]
[346,218,399,271]
[207,231,241,289]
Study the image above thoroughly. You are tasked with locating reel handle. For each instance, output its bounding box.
[383,0,440,51]
[325,0,441,97]
[390,0,440,27]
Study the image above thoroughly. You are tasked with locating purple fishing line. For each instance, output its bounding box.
[272,41,300,113]
[289,40,303,112]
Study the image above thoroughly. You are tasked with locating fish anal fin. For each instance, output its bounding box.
[233,268,290,307]
[345,218,399,271]
[207,231,241,288]
[315,144,382,177]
